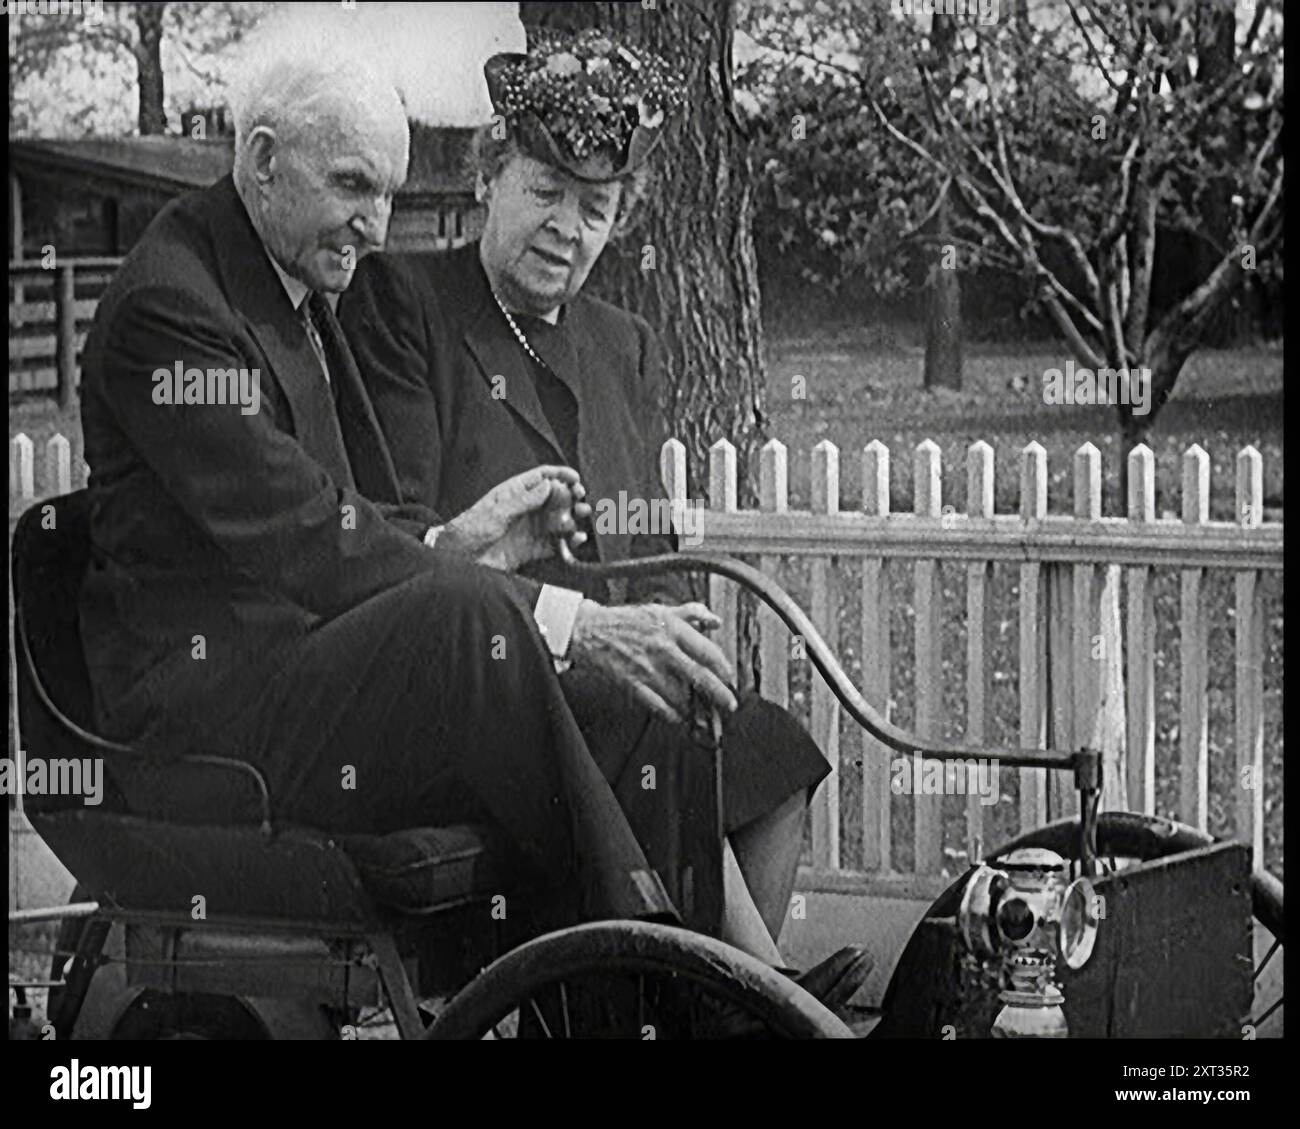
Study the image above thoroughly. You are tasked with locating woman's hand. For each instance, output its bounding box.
[444,466,591,572]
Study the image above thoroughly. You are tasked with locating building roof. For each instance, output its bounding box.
[407,123,477,196]
[10,129,477,197]
[11,137,237,193]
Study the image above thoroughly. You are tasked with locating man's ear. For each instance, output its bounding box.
[475,171,492,205]
[246,126,278,184]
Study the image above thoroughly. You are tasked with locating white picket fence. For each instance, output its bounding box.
[660,436,1282,882]
[8,431,1283,883]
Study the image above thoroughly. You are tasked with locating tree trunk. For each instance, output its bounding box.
[1115,348,1186,501]
[923,190,963,389]
[1193,0,1250,346]
[922,11,962,390]
[133,2,167,135]
[519,1,768,685]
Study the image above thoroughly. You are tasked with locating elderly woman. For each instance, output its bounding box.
[340,31,869,1012]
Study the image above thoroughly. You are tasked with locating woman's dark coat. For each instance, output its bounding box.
[340,242,828,881]
[339,241,686,604]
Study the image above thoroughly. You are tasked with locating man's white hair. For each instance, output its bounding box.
[229,21,406,153]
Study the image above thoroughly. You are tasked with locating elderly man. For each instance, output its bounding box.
[76,30,741,926]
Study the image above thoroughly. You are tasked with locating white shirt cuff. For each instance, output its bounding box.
[423,525,442,550]
[533,584,584,673]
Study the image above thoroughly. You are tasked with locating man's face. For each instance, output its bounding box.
[479,153,622,316]
[256,106,408,294]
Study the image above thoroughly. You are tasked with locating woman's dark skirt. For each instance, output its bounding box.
[565,669,831,844]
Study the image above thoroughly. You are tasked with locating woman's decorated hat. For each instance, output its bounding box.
[484,29,686,182]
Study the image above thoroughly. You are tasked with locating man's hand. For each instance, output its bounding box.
[568,600,738,725]
[444,466,590,572]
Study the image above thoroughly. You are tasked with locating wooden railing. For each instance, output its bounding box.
[7,431,1283,877]
[661,436,1282,880]
[8,258,122,405]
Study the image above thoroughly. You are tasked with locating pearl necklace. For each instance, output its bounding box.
[492,291,550,369]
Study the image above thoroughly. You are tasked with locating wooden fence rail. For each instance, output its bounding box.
[663,436,1281,878]
[6,431,1282,878]
[9,258,123,405]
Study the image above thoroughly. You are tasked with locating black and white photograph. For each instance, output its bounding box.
[5,0,1285,1097]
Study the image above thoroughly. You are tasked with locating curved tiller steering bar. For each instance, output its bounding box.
[556,539,1102,873]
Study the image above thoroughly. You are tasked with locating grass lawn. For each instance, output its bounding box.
[7,337,1284,879]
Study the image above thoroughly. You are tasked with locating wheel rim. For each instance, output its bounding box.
[424,920,855,1040]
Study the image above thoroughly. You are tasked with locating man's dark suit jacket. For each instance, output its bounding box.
[338,241,690,605]
[78,177,542,744]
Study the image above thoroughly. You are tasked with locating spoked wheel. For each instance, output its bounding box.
[424,920,854,1040]
[876,813,1283,1037]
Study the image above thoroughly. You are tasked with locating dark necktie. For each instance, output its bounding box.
[303,291,401,502]
[301,297,333,393]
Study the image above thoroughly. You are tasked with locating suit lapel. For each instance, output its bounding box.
[313,297,404,503]
[206,177,356,489]
[526,307,584,405]
[532,306,587,443]
[464,303,567,462]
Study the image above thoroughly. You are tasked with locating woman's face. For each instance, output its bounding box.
[479,152,622,317]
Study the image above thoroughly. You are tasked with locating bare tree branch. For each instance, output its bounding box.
[1102,243,1131,365]
[1242,0,1271,54]
[1147,159,1284,358]
[1042,289,1105,370]
[1098,132,1142,247]
[920,61,1106,315]
[898,176,953,241]
[1066,0,1123,94]
[1124,178,1158,344]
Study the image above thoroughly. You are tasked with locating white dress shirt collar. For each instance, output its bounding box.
[266,251,311,313]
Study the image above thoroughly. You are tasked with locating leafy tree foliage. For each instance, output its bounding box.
[9,1,263,137]
[740,0,1283,446]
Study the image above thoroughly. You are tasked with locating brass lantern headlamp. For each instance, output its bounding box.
[958,847,1099,1037]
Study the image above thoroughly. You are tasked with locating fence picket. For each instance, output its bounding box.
[1178,445,1210,829]
[660,437,686,506]
[1234,447,1265,866]
[758,440,789,710]
[809,440,841,870]
[912,440,943,874]
[1018,443,1049,832]
[707,439,738,673]
[11,433,35,500]
[1051,444,1101,819]
[47,433,72,496]
[660,437,687,615]
[964,441,994,866]
[861,441,892,872]
[1126,445,1156,814]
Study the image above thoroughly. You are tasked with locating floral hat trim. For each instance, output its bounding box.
[484,29,686,182]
